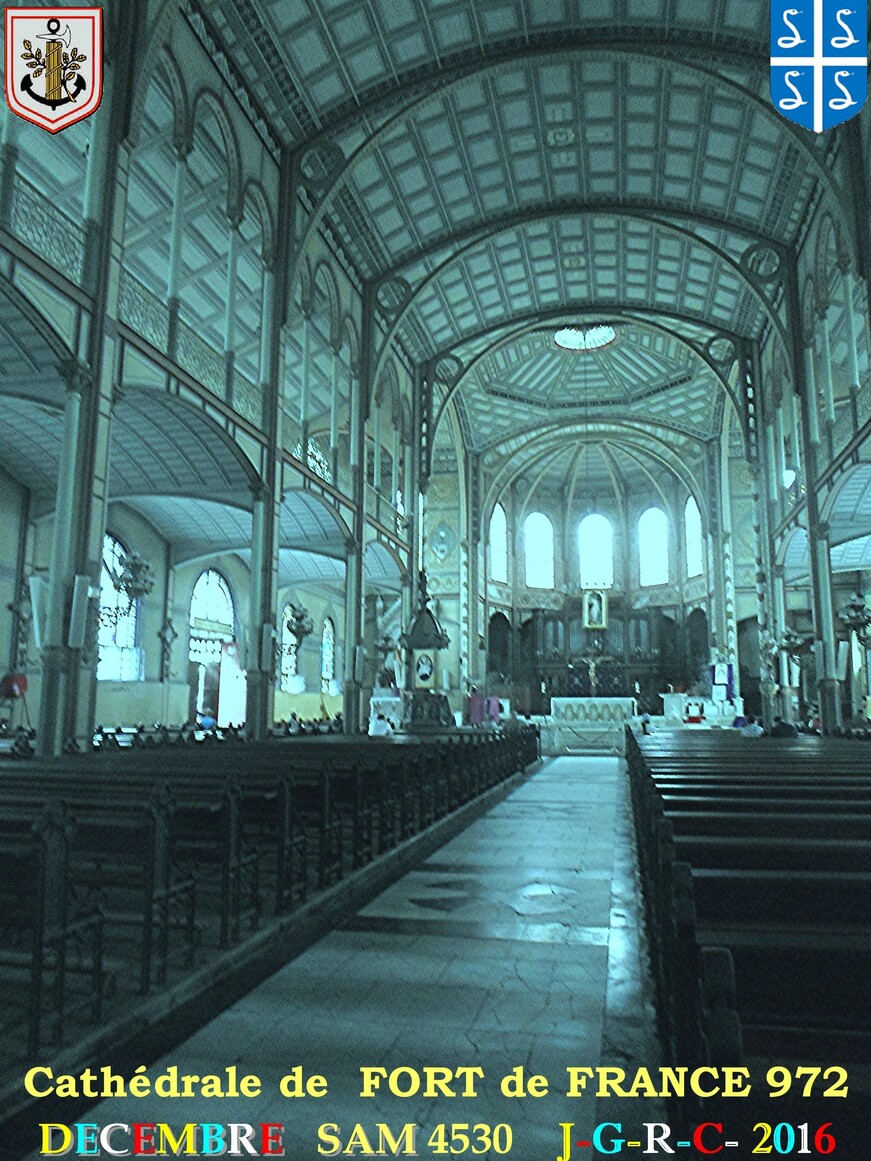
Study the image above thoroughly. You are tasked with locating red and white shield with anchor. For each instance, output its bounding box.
[4,7,102,133]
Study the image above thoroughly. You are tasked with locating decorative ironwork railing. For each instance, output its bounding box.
[11,175,85,284]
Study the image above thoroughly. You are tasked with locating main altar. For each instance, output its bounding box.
[539,695,638,755]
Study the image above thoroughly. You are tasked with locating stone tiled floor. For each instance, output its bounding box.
[23,757,661,1159]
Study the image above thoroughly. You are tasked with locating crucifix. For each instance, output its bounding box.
[572,639,614,697]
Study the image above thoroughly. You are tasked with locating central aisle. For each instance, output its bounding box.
[28,757,661,1158]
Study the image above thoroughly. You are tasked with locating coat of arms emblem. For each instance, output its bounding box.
[770,1,867,132]
[4,7,102,133]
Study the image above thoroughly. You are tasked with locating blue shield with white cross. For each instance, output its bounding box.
[771,1,867,132]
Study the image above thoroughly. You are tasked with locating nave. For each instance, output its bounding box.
[13,755,661,1159]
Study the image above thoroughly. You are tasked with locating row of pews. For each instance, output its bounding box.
[0,727,539,1066]
[626,726,871,1141]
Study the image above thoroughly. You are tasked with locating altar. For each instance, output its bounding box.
[659,691,744,726]
[541,696,638,755]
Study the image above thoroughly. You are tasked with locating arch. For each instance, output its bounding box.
[188,568,240,725]
[431,307,744,446]
[340,312,360,372]
[814,211,848,310]
[685,495,704,578]
[310,260,342,344]
[523,512,554,589]
[639,507,670,586]
[242,178,276,270]
[820,463,871,544]
[489,502,508,584]
[578,513,614,589]
[0,278,78,408]
[189,569,235,636]
[482,422,708,521]
[190,86,242,219]
[371,210,788,399]
[487,610,511,677]
[126,16,188,150]
[363,539,403,593]
[290,41,847,298]
[110,388,262,507]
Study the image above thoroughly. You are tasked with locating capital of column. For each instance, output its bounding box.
[250,480,269,505]
[58,358,94,394]
[810,518,830,543]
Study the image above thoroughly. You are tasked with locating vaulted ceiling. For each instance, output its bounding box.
[198,0,836,501]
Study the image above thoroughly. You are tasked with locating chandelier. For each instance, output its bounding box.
[284,602,313,645]
[111,551,156,605]
[838,592,871,648]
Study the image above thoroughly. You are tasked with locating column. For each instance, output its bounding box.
[0,109,20,230]
[343,366,365,733]
[372,400,382,499]
[842,268,862,427]
[809,519,841,729]
[245,491,271,739]
[47,7,141,752]
[771,565,793,720]
[299,311,311,440]
[391,424,400,509]
[818,309,837,427]
[774,397,787,484]
[329,342,340,479]
[803,342,822,445]
[37,373,84,756]
[223,220,240,400]
[166,150,188,362]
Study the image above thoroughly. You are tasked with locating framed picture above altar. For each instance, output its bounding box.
[583,588,608,629]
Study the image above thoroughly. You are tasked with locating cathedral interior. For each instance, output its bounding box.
[1,2,870,1156]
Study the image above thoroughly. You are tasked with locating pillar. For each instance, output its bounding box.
[166,151,188,361]
[37,373,84,756]
[223,220,240,399]
[343,366,365,733]
[809,519,841,729]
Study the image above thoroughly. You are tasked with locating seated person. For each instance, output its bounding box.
[739,714,764,737]
[369,713,393,737]
[198,707,217,730]
[769,715,799,738]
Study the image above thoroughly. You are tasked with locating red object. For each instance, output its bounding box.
[0,673,27,699]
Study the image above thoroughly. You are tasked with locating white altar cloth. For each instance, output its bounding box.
[542,696,638,754]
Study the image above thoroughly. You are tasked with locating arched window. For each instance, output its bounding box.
[578,513,614,588]
[98,534,143,681]
[685,495,704,578]
[321,618,336,694]
[639,507,669,586]
[524,512,554,588]
[280,605,298,691]
[489,503,508,583]
[189,570,236,718]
